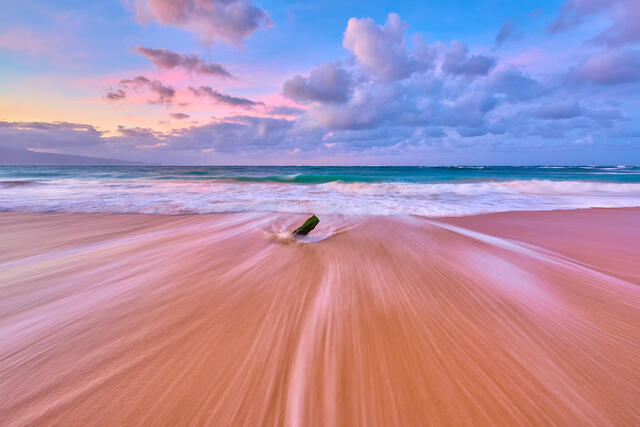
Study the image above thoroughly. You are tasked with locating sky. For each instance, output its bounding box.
[0,0,639,165]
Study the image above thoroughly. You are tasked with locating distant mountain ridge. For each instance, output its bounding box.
[0,146,144,165]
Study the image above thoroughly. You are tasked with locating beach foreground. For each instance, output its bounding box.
[1,209,639,425]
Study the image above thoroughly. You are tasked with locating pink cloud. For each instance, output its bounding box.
[135,46,231,77]
[550,0,640,46]
[570,49,640,85]
[132,0,271,46]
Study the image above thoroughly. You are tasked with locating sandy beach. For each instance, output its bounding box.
[1,208,639,426]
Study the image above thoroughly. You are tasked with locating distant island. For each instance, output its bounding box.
[0,146,144,166]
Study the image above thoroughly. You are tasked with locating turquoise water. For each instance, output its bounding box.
[2,165,640,183]
[1,166,639,216]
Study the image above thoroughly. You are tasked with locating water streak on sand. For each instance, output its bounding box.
[0,210,639,425]
[286,265,338,427]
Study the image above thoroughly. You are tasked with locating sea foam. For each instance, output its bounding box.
[1,176,639,216]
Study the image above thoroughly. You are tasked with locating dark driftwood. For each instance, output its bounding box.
[293,215,319,236]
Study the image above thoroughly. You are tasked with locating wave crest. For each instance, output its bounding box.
[1,179,639,216]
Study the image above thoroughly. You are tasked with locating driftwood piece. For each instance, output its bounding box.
[292,215,319,236]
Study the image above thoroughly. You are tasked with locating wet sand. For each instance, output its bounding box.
[0,209,639,426]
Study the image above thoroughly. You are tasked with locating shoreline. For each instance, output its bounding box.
[3,167,639,217]
[0,204,638,217]
[1,207,639,425]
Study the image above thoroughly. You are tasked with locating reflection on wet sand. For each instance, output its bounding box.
[0,209,639,425]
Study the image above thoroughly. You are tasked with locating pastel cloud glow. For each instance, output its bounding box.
[188,86,263,108]
[135,47,232,77]
[132,0,270,45]
[118,76,176,104]
[550,0,640,46]
[0,0,638,165]
[569,49,640,84]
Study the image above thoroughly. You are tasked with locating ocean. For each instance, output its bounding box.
[1,165,639,216]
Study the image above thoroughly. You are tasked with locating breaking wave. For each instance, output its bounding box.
[1,178,639,216]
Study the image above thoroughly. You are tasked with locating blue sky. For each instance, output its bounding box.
[0,0,638,164]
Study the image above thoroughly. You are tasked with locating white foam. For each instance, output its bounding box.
[1,179,639,217]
